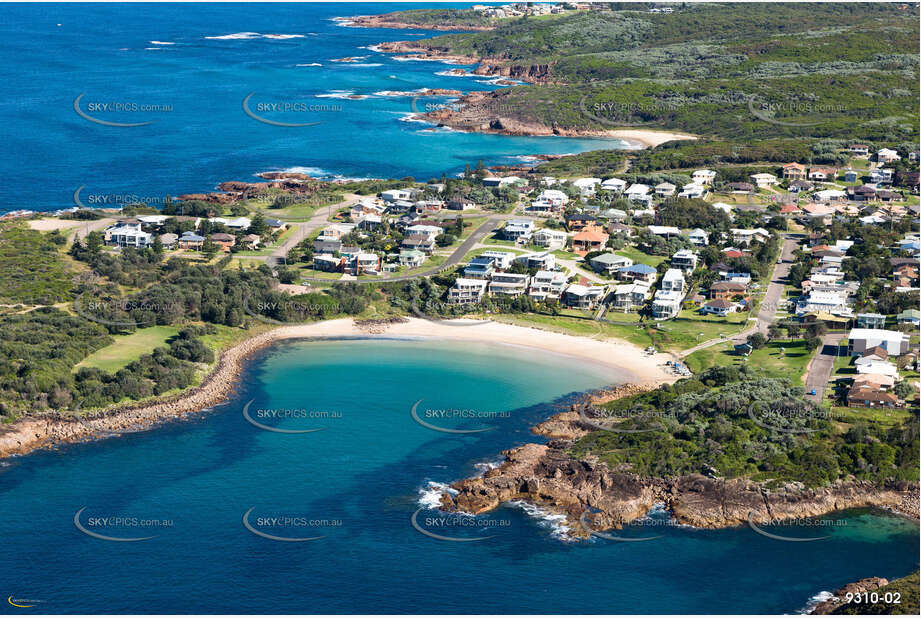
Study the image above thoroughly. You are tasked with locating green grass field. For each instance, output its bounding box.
[75,326,180,373]
[684,338,815,384]
[615,246,666,267]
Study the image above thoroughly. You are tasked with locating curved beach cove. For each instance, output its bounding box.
[0,338,917,614]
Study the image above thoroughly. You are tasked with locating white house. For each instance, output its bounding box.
[624,184,651,201]
[648,225,681,238]
[660,268,685,293]
[848,328,910,356]
[209,216,251,231]
[488,272,531,297]
[611,280,652,311]
[448,278,488,304]
[813,189,847,202]
[532,228,567,249]
[688,228,709,246]
[877,148,901,164]
[528,270,567,301]
[563,284,607,309]
[381,188,414,203]
[671,249,698,273]
[651,290,683,319]
[750,173,778,188]
[678,183,706,199]
[590,253,633,274]
[536,189,569,206]
[479,250,516,270]
[502,219,535,242]
[692,169,717,185]
[730,228,771,246]
[655,182,676,197]
[572,178,602,193]
[105,222,153,248]
[406,224,443,239]
[601,178,628,193]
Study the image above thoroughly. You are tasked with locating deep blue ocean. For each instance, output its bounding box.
[0,339,917,614]
[0,2,632,213]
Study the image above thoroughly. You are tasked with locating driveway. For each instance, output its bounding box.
[804,333,847,403]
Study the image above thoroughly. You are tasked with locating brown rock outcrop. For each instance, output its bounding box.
[809,577,889,614]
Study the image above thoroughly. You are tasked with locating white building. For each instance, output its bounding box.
[692,169,717,185]
[688,228,709,246]
[381,188,415,203]
[750,173,778,188]
[601,178,627,193]
[528,270,567,301]
[671,249,698,273]
[848,328,911,356]
[478,250,516,270]
[448,278,488,304]
[532,228,567,249]
[105,222,153,248]
[660,268,685,293]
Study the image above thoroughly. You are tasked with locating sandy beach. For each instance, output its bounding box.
[0,318,675,460]
[602,129,698,148]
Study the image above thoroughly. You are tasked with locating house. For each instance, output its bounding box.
[519,252,556,271]
[870,168,894,185]
[528,228,564,250]
[678,183,706,199]
[856,313,886,329]
[177,231,205,250]
[405,224,443,240]
[788,180,814,193]
[609,223,634,237]
[624,184,651,201]
[701,299,736,316]
[448,278,488,304]
[692,169,716,185]
[479,250,516,270]
[209,216,251,231]
[351,253,380,275]
[617,263,657,283]
[730,228,771,246]
[314,238,342,254]
[848,328,910,356]
[750,173,778,188]
[381,188,414,203]
[158,233,178,250]
[782,163,807,181]
[105,222,153,248]
[796,290,852,317]
[849,144,869,157]
[502,219,535,242]
[528,270,567,301]
[847,387,903,408]
[572,177,602,194]
[671,249,698,273]
[655,182,677,197]
[488,273,530,297]
[566,213,597,232]
[660,268,685,293]
[572,226,609,255]
[210,232,236,252]
[846,185,876,201]
[647,225,681,239]
[729,182,754,193]
[709,281,747,301]
[241,234,261,249]
[843,169,859,183]
[855,360,900,380]
[537,189,569,206]
[600,178,627,193]
[562,284,606,309]
[651,290,683,319]
[463,256,496,279]
[590,253,633,274]
[599,208,627,222]
[688,227,710,247]
[313,254,343,272]
[398,249,425,268]
[482,176,521,187]
[814,189,847,202]
[808,167,837,182]
[877,148,901,164]
[447,196,475,210]
[611,280,651,312]
[897,309,921,326]
[401,234,436,254]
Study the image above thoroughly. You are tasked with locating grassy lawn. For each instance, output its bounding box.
[684,339,815,384]
[76,326,180,373]
[490,312,656,348]
[482,236,518,247]
[651,309,750,351]
[616,246,666,267]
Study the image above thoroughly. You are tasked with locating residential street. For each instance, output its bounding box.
[804,332,847,403]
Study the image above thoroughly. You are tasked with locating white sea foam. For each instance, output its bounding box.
[149,40,174,45]
[798,590,834,614]
[507,500,574,541]
[435,69,474,77]
[417,481,457,509]
[472,459,504,473]
[295,63,322,67]
[205,32,304,40]
[344,63,383,68]
[316,90,366,100]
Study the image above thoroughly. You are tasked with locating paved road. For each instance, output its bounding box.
[679,235,797,357]
[298,216,503,284]
[804,333,847,403]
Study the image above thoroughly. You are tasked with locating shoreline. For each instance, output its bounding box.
[0,317,675,461]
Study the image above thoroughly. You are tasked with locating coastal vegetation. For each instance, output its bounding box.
[571,365,919,488]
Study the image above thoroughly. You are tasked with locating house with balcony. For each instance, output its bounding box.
[572,226,609,255]
[692,169,717,185]
[671,249,698,273]
[502,219,535,243]
[617,263,657,283]
[590,253,633,274]
[532,228,567,249]
[105,222,153,248]
[651,290,683,319]
[528,270,567,302]
[464,256,496,279]
[448,278,488,305]
[562,284,607,309]
[611,280,651,312]
[654,182,676,197]
[600,177,627,193]
[660,268,685,294]
[782,162,807,181]
[479,250,516,270]
[488,273,530,297]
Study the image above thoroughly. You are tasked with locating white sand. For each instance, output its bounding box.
[605,129,698,148]
[267,317,676,385]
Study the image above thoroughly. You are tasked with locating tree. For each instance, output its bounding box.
[201,239,219,260]
[249,212,268,236]
[152,236,164,259]
[785,322,801,339]
[893,381,914,400]
[767,324,782,341]
[805,336,822,352]
[747,332,767,349]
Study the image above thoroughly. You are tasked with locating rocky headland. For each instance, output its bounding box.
[436,390,920,537]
